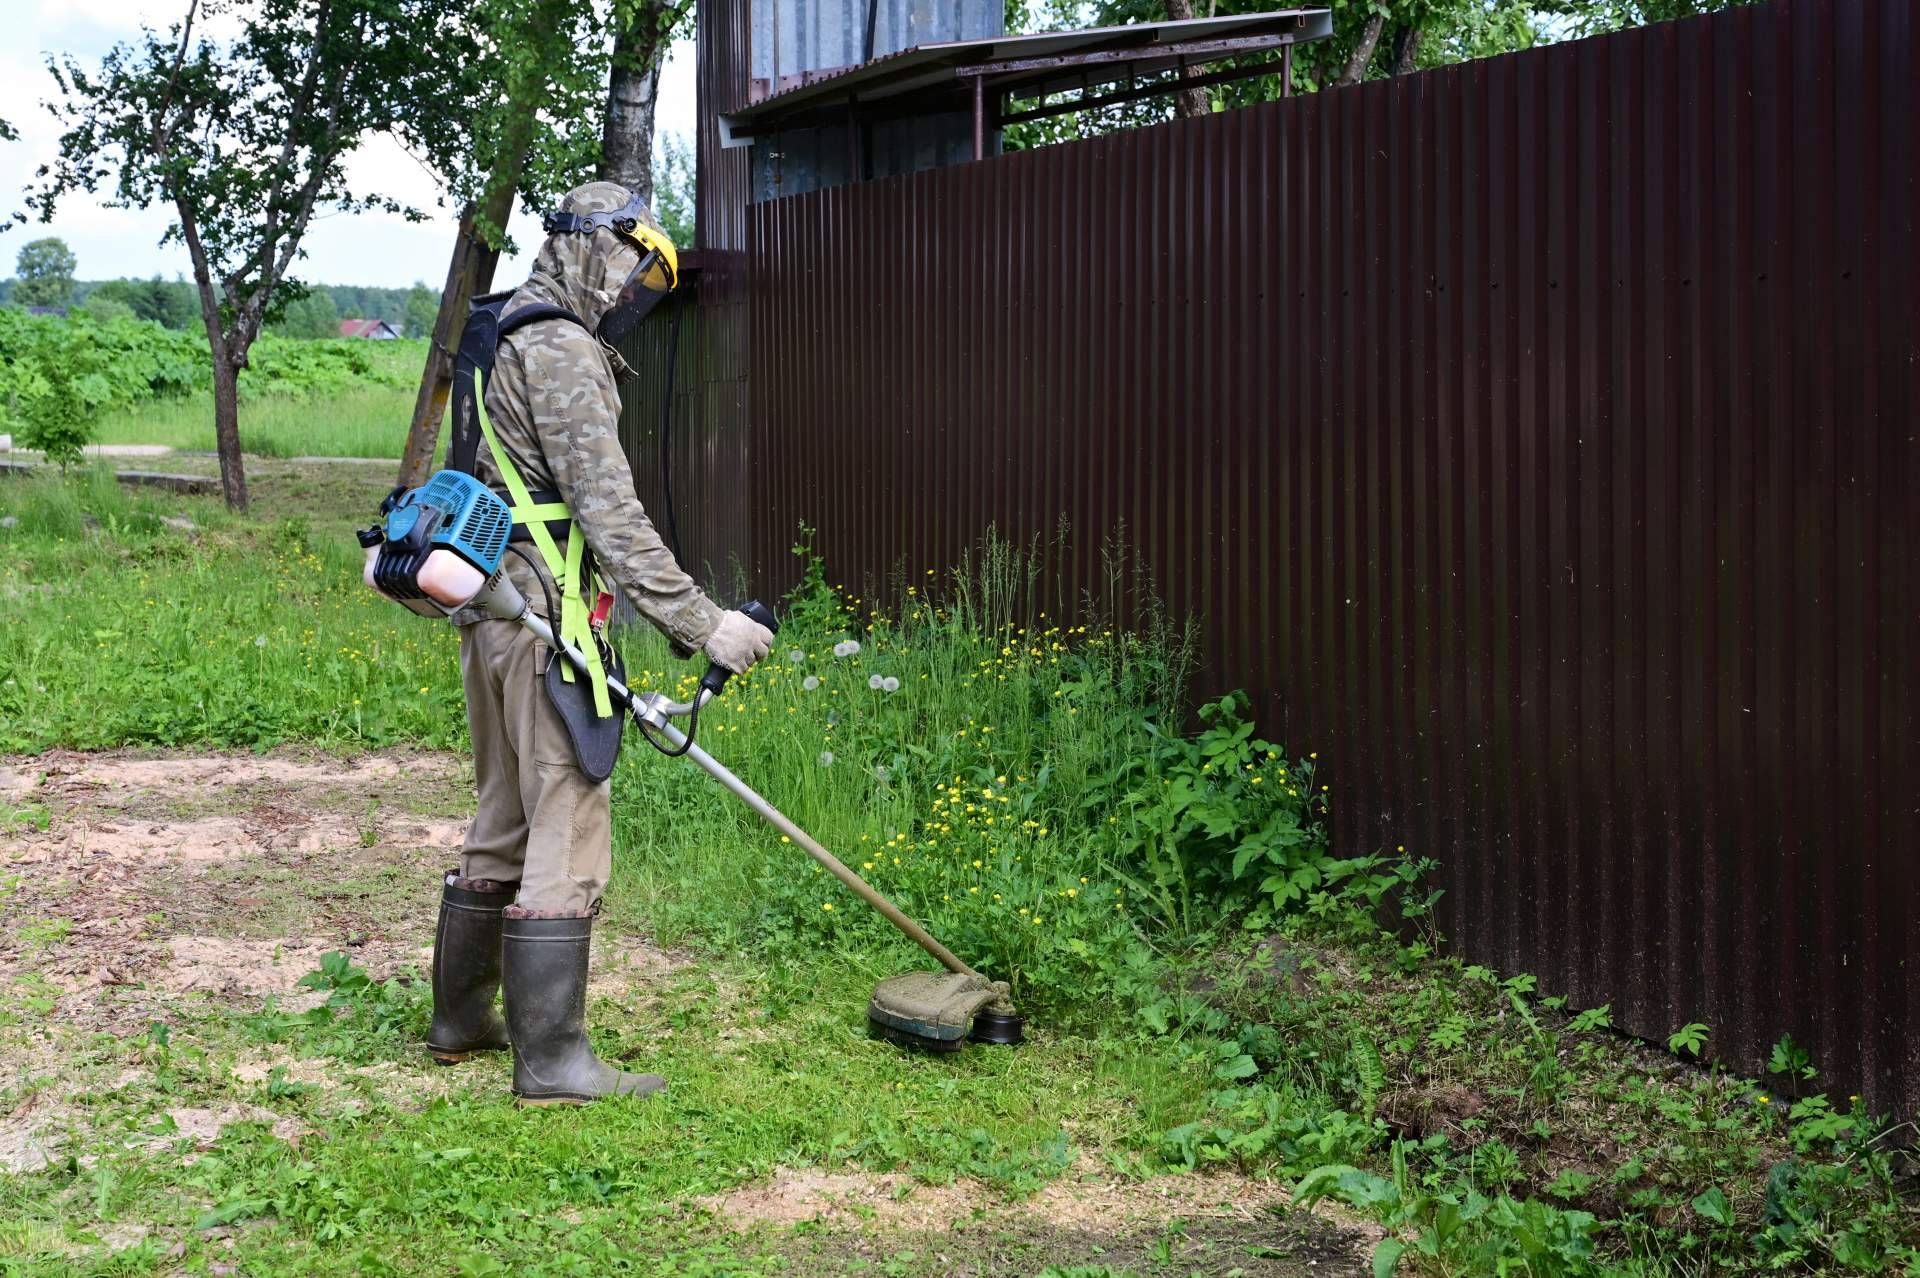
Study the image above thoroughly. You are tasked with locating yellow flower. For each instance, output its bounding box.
[821,903,834,911]
[1756,1095,1770,1104]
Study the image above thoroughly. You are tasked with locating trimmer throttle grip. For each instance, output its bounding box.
[698,599,781,702]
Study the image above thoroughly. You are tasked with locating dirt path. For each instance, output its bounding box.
[0,748,1381,1275]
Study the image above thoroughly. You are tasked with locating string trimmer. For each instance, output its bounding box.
[359,470,1023,1051]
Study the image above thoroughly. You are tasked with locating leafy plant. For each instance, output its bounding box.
[1667,1022,1710,1058]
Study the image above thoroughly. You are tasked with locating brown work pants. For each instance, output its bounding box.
[457,619,611,913]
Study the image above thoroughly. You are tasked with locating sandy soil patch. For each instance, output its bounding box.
[31,751,455,793]
[160,1103,304,1148]
[592,936,688,997]
[0,1106,63,1173]
[698,1161,1388,1245]
[157,935,432,1002]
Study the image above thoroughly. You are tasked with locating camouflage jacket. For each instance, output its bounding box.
[450,202,722,651]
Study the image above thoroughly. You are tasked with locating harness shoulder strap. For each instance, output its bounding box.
[498,302,590,341]
[471,368,614,719]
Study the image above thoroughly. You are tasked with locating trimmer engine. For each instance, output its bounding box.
[359,471,513,617]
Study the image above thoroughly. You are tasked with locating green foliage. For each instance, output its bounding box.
[84,275,200,329]
[1667,1021,1710,1058]
[13,237,78,310]
[0,309,416,442]
[609,533,1215,1007]
[1086,690,1330,938]
[1769,1031,1817,1083]
[273,288,341,340]
[653,131,697,251]
[236,951,428,1063]
[79,293,137,325]
[1002,1,1760,151]
[1536,0,1762,36]
[402,284,438,339]
[1298,1154,1600,1278]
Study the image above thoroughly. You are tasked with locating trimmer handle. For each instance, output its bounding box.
[697,599,781,702]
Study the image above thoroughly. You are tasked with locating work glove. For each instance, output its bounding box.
[703,609,774,675]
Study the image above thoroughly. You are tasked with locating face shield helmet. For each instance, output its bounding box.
[541,192,679,346]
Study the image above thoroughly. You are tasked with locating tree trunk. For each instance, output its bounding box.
[1337,12,1387,87]
[1390,24,1424,77]
[394,0,564,490]
[599,3,673,204]
[175,199,250,510]
[210,355,249,512]
[1163,0,1211,119]
[396,204,501,488]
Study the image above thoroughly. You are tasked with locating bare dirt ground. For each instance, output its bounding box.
[0,748,1380,1275]
[0,748,472,1023]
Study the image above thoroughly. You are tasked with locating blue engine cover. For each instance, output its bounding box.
[385,471,511,574]
[371,471,513,605]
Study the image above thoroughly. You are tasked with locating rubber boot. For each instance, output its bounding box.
[425,875,514,1064]
[501,914,665,1105]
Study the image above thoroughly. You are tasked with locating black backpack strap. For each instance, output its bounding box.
[498,302,589,340]
[443,296,591,477]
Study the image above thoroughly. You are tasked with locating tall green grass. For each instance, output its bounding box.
[0,464,464,751]
[91,384,416,458]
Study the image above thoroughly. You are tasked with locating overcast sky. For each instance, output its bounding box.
[0,1,698,289]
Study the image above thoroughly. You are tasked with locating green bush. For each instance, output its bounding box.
[0,308,416,437]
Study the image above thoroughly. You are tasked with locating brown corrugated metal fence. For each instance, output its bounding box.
[623,0,1918,1113]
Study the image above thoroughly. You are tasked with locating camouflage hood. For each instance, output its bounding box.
[512,181,655,331]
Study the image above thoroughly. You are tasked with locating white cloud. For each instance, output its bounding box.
[0,2,698,291]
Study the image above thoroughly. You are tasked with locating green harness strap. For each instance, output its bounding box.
[471,369,615,718]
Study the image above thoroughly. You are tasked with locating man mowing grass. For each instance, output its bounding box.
[425,181,774,1104]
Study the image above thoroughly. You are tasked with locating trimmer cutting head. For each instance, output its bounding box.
[867,970,1024,1051]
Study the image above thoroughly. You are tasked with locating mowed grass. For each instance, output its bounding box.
[0,942,1209,1277]
[92,384,417,459]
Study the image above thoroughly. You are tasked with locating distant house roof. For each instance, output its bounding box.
[339,318,400,339]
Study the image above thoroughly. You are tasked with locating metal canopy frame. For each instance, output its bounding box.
[720,11,1334,160]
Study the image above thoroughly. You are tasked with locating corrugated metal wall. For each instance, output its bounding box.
[629,0,1919,1113]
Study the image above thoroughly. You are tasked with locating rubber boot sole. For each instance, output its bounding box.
[428,1046,507,1066]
